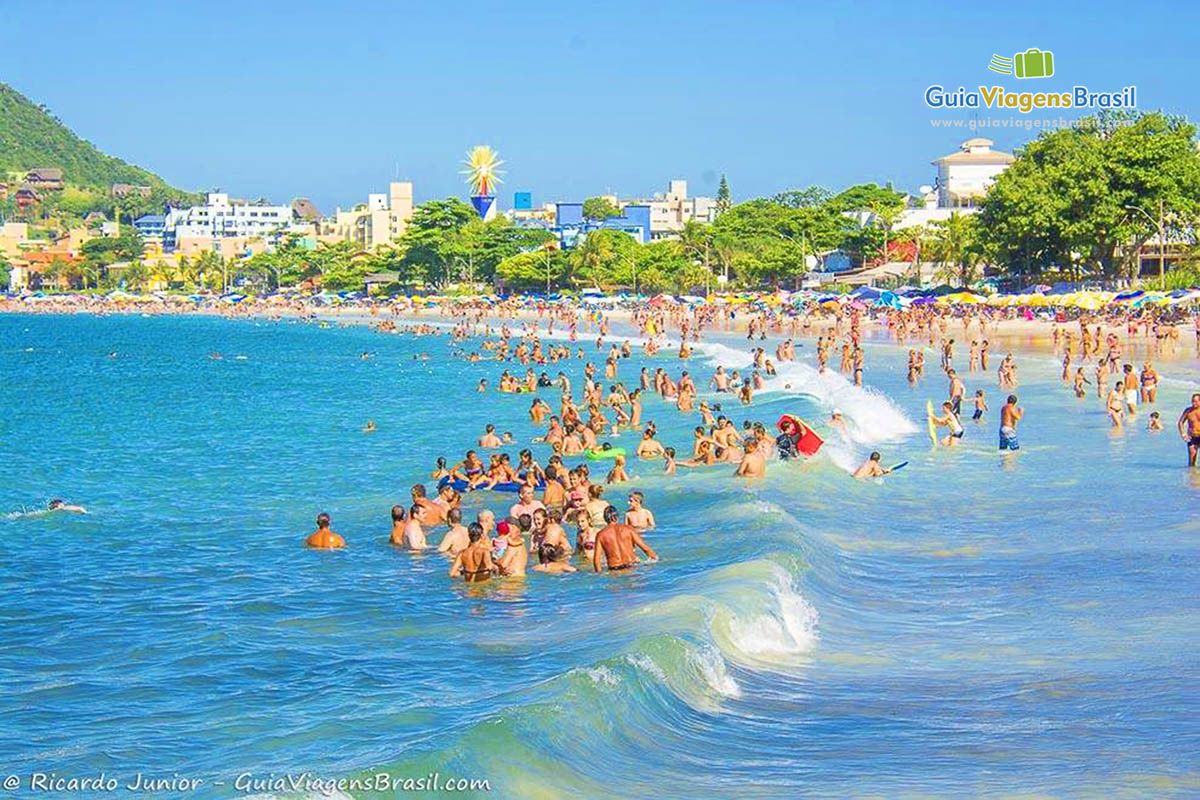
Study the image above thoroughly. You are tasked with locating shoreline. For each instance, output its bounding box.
[4,299,1197,369]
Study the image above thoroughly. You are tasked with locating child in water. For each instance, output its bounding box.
[971,389,988,421]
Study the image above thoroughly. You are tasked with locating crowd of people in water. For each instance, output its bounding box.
[297,299,1200,585]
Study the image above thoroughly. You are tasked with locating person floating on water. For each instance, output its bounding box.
[47,499,87,514]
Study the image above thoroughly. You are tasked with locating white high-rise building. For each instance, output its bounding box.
[170,193,295,240]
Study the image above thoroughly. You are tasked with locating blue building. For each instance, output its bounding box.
[133,214,167,243]
[552,202,651,247]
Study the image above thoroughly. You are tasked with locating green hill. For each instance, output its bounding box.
[0,82,196,197]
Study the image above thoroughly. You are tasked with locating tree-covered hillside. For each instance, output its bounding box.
[0,82,195,196]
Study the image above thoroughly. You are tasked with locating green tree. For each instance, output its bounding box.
[978,111,1200,281]
[771,186,831,209]
[582,197,621,222]
[715,175,732,216]
[571,229,636,289]
[394,198,479,285]
[826,183,907,215]
[495,248,572,292]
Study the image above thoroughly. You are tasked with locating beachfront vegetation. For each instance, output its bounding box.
[977,111,1200,281]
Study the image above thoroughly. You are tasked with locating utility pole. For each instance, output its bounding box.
[1159,197,1165,281]
[1124,203,1167,282]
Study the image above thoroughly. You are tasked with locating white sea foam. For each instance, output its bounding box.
[625,652,668,682]
[721,569,820,663]
[690,646,742,698]
[691,340,917,449]
[581,665,619,687]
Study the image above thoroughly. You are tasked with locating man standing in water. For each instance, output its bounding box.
[1178,393,1200,467]
[592,506,658,572]
[449,523,494,583]
[999,394,1023,452]
[305,512,345,549]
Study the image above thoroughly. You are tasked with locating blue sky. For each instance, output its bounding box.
[5,1,1197,212]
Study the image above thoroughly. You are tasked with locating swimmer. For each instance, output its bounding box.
[852,452,897,479]
[305,512,345,549]
[363,419,377,433]
[449,523,494,583]
[438,508,470,555]
[403,504,428,550]
[533,543,577,574]
[663,446,677,475]
[496,520,528,576]
[624,491,656,531]
[1148,412,1163,432]
[635,428,665,459]
[734,436,766,478]
[46,499,87,514]
[478,424,502,449]
[592,505,658,572]
[389,505,407,545]
[605,454,630,485]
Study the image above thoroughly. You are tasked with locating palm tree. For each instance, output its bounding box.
[573,231,618,289]
[928,213,979,287]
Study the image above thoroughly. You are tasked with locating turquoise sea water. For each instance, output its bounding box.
[1,312,1198,798]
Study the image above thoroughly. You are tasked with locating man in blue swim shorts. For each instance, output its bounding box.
[999,394,1023,451]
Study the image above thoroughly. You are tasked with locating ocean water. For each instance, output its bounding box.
[1,312,1198,799]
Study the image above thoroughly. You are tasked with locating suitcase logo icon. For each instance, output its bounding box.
[988,48,1055,79]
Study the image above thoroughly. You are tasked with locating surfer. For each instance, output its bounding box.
[853,452,898,479]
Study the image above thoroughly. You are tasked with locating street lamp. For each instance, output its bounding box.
[1124,202,1167,281]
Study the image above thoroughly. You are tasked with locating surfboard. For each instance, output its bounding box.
[926,401,937,445]
[796,427,824,457]
[776,414,824,457]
